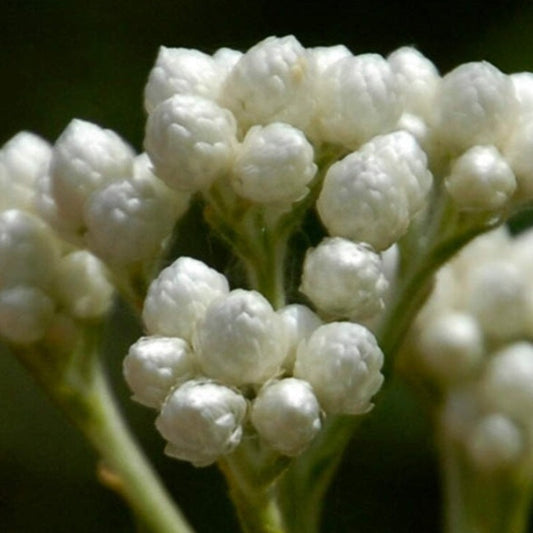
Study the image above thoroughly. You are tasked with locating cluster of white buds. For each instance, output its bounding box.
[124,257,384,465]
[412,227,533,472]
[0,133,114,345]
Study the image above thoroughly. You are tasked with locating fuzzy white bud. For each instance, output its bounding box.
[294,322,384,414]
[145,94,237,192]
[142,257,229,342]
[156,379,247,467]
[465,413,524,472]
[317,132,431,250]
[220,35,316,131]
[0,209,60,290]
[231,122,317,204]
[0,286,55,344]
[144,47,223,113]
[445,146,516,211]
[194,289,288,385]
[317,53,402,148]
[435,62,517,151]
[54,251,114,319]
[251,378,322,456]
[416,312,484,384]
[124,336,196,409]
[300,237,388,320]
[49,119,135,232]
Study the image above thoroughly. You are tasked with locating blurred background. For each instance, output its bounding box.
[2,0,533,531]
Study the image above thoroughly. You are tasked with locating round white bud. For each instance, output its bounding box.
[0,286,55,344]
[317,131,431,250]
[309,45,352,75]
[277,304,322,371]
[317,53,402,148]
[49,119,135,232]
[155,379,247,467]
[435,62,517,151]
[294,322,384,414]
[144,47,223,113]
[300,237,388,320]
[416,312,484,384]
[465,413,524,472]
[54,251,114,319]
[445,146,516,211]
[0,132,52,213]
[231,122,317,204]
[144,94,237,192]
[510,72,533,120]
[0,209,60,290]
[142,257,229,342]
[251,378,322,456]
[194,289,288,386]
[85,155,189,266]
[387,46,440,119]
[503,118,533,199]
[124,336,196,409]
[220,35,316,131]
[480,342,533,422]
[212,47,243,75]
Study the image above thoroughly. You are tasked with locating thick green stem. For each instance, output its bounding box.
[14,334,194,533]
[219,441,290,533]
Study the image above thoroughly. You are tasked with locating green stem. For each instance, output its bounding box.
[219,440,290,533]
[438,425,532,533]
[14,332,194,533]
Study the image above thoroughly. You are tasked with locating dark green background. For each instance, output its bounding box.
[2,1,533,531]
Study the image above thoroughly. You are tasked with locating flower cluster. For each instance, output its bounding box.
[124,257,384,466]
[410,227,533,472]
[0,133,114,345]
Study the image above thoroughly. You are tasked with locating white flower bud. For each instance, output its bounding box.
[231,122,317,204]
[54,251,114,319]
[480,342,533,422]
[503,118,533,198]
[387,47,440,119]
[144,94,237,192]
[251,378,322,456]
[294,322,384,414]
[317,132,431,250]
[85,155,189,266]
[144,47,223,113]
[49,119,135,232]
[445,146,516,211]
[309,45,352,75]
[194,289,288,386]
[142,257,229,342]
[317,53,402,148]
[0,209,60,290]
[300,237,388,321]
[467,261,533,341]
[124,336,196,408]
[465,413,524,472]
[416,312,484,384]
[0,286,55,344]
[220,35,316,131]
[212,47,243,74]
[156,379,247,467]
[510,73,533,119]
[435,62,517,151]
[0,132,52,213]
[277,304,322,371]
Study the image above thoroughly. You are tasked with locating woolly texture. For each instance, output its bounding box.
[194,289,288,385]
[124,336,196,409]
[251,378,322,456]
[155,380,247,467]
[145,94,237,192]
[142,257,229,342]
[300,237,388,320]
[294,322,384,414]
